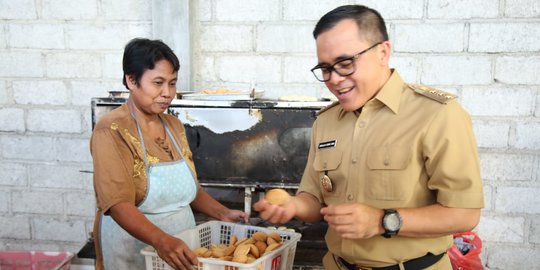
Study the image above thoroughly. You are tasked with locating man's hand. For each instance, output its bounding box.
[253,198,297,224]
[320,203,383,239]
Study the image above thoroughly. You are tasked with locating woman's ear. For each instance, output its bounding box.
[125,75,137,90]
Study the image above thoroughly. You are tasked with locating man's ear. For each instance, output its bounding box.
[379,41,391,66]
[125,75,137,90]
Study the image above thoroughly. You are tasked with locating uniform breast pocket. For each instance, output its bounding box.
[313,149,345,202]
[366,145,412,201]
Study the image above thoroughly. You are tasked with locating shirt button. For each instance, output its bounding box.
[384,160,390,166]
[347,194,354,201]
[352,159,357,164]
[358,122,365,128]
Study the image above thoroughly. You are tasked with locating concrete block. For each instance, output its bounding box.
[33,218,87,242]
[0,52,43,77]
[65,192,95,217]
[537,94,540,118]
[12,191,63,214]
[0,81,7,104]
[29,164,85,190]
[8,24,65,49]
[427,0,499,19]
[482,185,492,211]
[215,0,280,21]
[103,53,124,80]
[54,137,92,163]
[351,0,424,19]
[258,83,321,100]
[66,24,129,50]
[495,56,540,85]
[283,0,349,20]
[127,23,153,39]
[0,162,27,186]
[479,153,535,181]
[0,216,31,239]
[496,187,540,214]
[42,0,97,20]
[469,23,540,52]
[200,25,253,52]
[283,56,318,83]
[461,86,535,116]
[0,108,24,132]
[0,135,56,161]
[45,52,101,78]
[194,56,217,85]
[0,25,6,49]
[1,240,62,252]
[486,244,540,269]
[196,0,212,21]
[531,217,540,244]
[394,23,464,52]
[71,81,118,106]
[0,191,9,212]
[472,120,510,148]
[476,215,524,243]
[514,122,540,150]
[256,24,314,53]
[101,0,152,20]
[504,0,540,17]
[216,55,281,83]
[421,56,492,85]
[13,80,68,105]
[27,109,81,133]
[0,0,36,19]
[390,56,419,82]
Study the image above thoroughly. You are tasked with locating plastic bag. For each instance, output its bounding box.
[448,231,484,270]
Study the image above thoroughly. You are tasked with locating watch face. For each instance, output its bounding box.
[385,213,401,231]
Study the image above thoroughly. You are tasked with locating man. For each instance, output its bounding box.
[254,5,484,270]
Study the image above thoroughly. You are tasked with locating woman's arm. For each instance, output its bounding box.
[190,187,249,222]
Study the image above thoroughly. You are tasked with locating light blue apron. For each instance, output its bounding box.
[99,113,198,270]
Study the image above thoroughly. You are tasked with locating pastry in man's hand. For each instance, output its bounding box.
[265,189,291,206]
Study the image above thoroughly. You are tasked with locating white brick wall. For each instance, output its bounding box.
[0,1,538,268]
[13,81,68,105]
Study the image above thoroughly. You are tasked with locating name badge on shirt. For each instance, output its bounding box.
[318,140,337,149]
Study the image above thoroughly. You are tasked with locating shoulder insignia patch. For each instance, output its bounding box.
[316,101,340,116]
[407,84,457,104]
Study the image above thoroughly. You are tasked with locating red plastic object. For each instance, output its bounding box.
[0,250,73,270]
[448,232,484,270]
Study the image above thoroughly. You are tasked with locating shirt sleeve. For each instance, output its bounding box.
[90,126,137,214]
[423,101,484,208]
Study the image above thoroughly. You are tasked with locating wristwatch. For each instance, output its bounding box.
[382,209,402,238]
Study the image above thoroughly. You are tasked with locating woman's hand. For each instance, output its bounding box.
[219,209,249,223]
[154,233,198,270]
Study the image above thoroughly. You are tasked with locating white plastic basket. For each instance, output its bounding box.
[141,221,302,270]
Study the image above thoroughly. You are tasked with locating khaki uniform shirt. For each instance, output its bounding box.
[298,70,484,267]
[90,103,197,269]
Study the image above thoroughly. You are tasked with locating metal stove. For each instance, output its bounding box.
[90,97,332,269]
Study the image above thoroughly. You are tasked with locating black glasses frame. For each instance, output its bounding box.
[310,42,382,82]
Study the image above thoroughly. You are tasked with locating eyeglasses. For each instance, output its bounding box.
[310,42,382,82]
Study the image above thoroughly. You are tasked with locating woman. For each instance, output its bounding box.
[90,38,248,270]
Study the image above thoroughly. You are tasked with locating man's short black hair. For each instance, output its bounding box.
[313,5,389,44]
[122,38,180,89]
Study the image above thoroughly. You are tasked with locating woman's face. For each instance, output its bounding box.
[127,59,177,116]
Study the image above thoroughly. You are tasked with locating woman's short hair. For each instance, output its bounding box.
[313,5,388,44]
[122,38,180,89]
